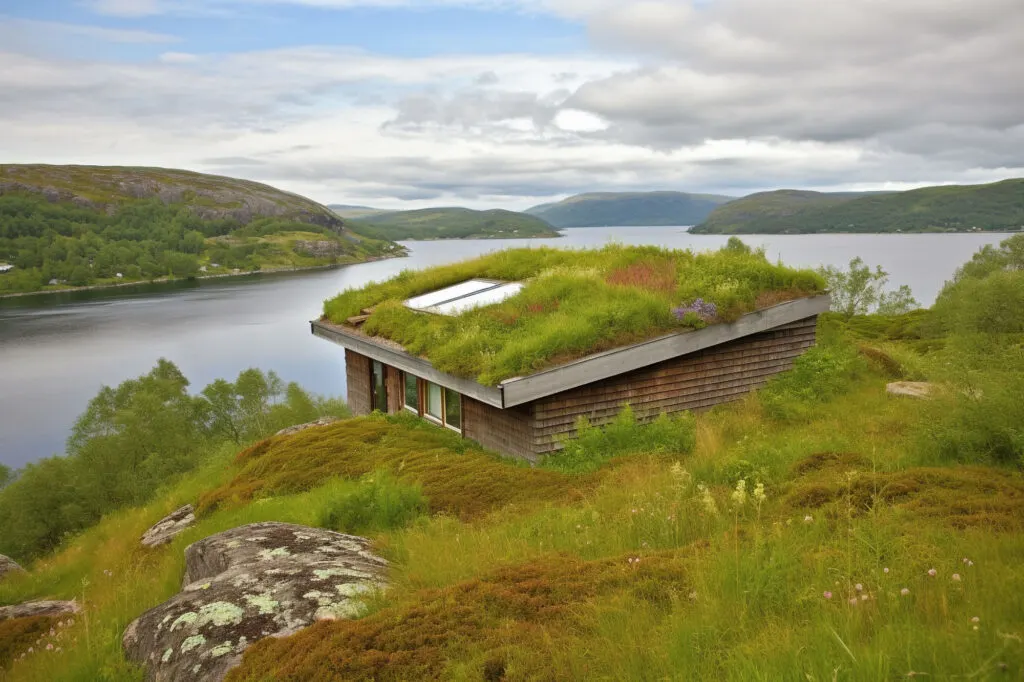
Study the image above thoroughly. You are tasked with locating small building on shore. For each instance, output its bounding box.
[312,244,830,461]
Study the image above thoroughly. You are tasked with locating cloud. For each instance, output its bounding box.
[4,1,1024,209]
[0,16,179,44]
[563,0,1024,164]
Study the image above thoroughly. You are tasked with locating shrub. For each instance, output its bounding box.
[317,471,428,534]
[916,337,1024,467]
[818,257,919,316]
[759,335,867,422]
[542,405,697,474]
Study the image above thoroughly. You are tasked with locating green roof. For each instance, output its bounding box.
[322,242,826,386]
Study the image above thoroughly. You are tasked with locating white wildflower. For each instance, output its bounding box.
[731,479,748,508]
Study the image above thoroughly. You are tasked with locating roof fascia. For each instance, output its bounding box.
[498,294,831,407]
[310,320,505,408]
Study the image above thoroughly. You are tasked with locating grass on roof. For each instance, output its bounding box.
[323,242,826,385]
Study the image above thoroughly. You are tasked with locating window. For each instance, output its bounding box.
[401,372,462,433]
[444,388,461,431]
[371,360,387,412]
[425,382,443,422]
[404,372,418,412]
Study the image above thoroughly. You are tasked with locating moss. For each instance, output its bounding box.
[784,453,1024,529]
[322,243,825,385]
[197,415,591,519]
[226,552,689,681]
[0,616,57,668]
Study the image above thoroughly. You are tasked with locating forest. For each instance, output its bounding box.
[0,193,392,294]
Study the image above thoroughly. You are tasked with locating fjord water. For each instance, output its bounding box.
[0,227,1008,468]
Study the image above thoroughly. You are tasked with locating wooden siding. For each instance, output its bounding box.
[345,349,372,416]
[529,316,818,454]
[385,365,404,414]
[462,397,538,462]
[342,316,818,461]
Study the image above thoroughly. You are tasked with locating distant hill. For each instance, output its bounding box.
[347,207,560,240]
[691,180,1024,234]
[328,204,396,220]
[3,164,344,230]
[525,191,735,228]
[0,165,400,295]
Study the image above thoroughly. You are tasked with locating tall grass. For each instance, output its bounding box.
[324,243,825,384]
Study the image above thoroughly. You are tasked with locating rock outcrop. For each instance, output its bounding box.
[0,600,80,622]
[293,240,344,258]
[274,417,339,437]
[0,554,24,580]
[886,381,937,399]
[142,506,197,548]
[122,522,388,682]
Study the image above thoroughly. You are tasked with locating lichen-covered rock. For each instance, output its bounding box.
[886,381,937,399]
[142,505,196,548]
[123,522,387,682]
[0,600,79,622]
[274,417,339,437]
[0,554,24,580]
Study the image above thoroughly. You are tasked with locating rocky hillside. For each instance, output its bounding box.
[526,191,734,227]
[0,165,343,232]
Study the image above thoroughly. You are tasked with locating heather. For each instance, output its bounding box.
[323,241,826,384]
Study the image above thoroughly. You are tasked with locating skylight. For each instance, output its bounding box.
[404,279,523,316]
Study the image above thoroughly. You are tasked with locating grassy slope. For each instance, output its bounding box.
[3,322,1023,681]
[347,207,559,240]
[692,180,1024,234]
[0,165,340,227]
[323,244,825,385]
[526,192,735,228]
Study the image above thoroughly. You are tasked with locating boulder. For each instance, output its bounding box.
[122,522,388,682]
[142,505,197,548]
[274,417,339,437]
[0,600,79,622]
[886,381,937,399]
[0,554,24,580]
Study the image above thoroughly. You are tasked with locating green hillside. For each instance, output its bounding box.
[692,180,1024,234]
[4,236,1024,681]
[0,165,401,295]
[526,191,735,227]
[347,207,560,240]
[328,205,395,220]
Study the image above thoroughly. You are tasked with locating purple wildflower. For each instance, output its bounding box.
[673,298,718,322]
[823,591,833,599]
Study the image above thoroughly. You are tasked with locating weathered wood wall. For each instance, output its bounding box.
[385,365,404,414]
[462,397,538,462]
[528,316,818,454]
[344,316,818,461]
[345,349,372,415]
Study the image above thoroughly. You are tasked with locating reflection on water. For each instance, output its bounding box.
[0,227,1009,467]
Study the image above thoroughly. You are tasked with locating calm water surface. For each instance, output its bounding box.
[0,227,1008,468]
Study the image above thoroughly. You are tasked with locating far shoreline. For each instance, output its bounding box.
[0,253,407,301]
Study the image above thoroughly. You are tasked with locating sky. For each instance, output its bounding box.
[1,0,1022,210]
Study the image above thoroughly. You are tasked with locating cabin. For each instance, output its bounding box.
[312,245,830,461]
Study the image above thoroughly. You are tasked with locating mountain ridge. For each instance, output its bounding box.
[692,180,1024,233]
[526,191,735,227]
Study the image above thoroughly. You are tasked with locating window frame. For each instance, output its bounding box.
[401,372,462,433]
[370,360,388,413]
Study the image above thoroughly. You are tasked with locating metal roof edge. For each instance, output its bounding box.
[310,320,505,408]
[498,294,831,407]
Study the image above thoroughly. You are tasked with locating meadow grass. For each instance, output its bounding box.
[3,318,1024,681]
[323,243,825,384]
